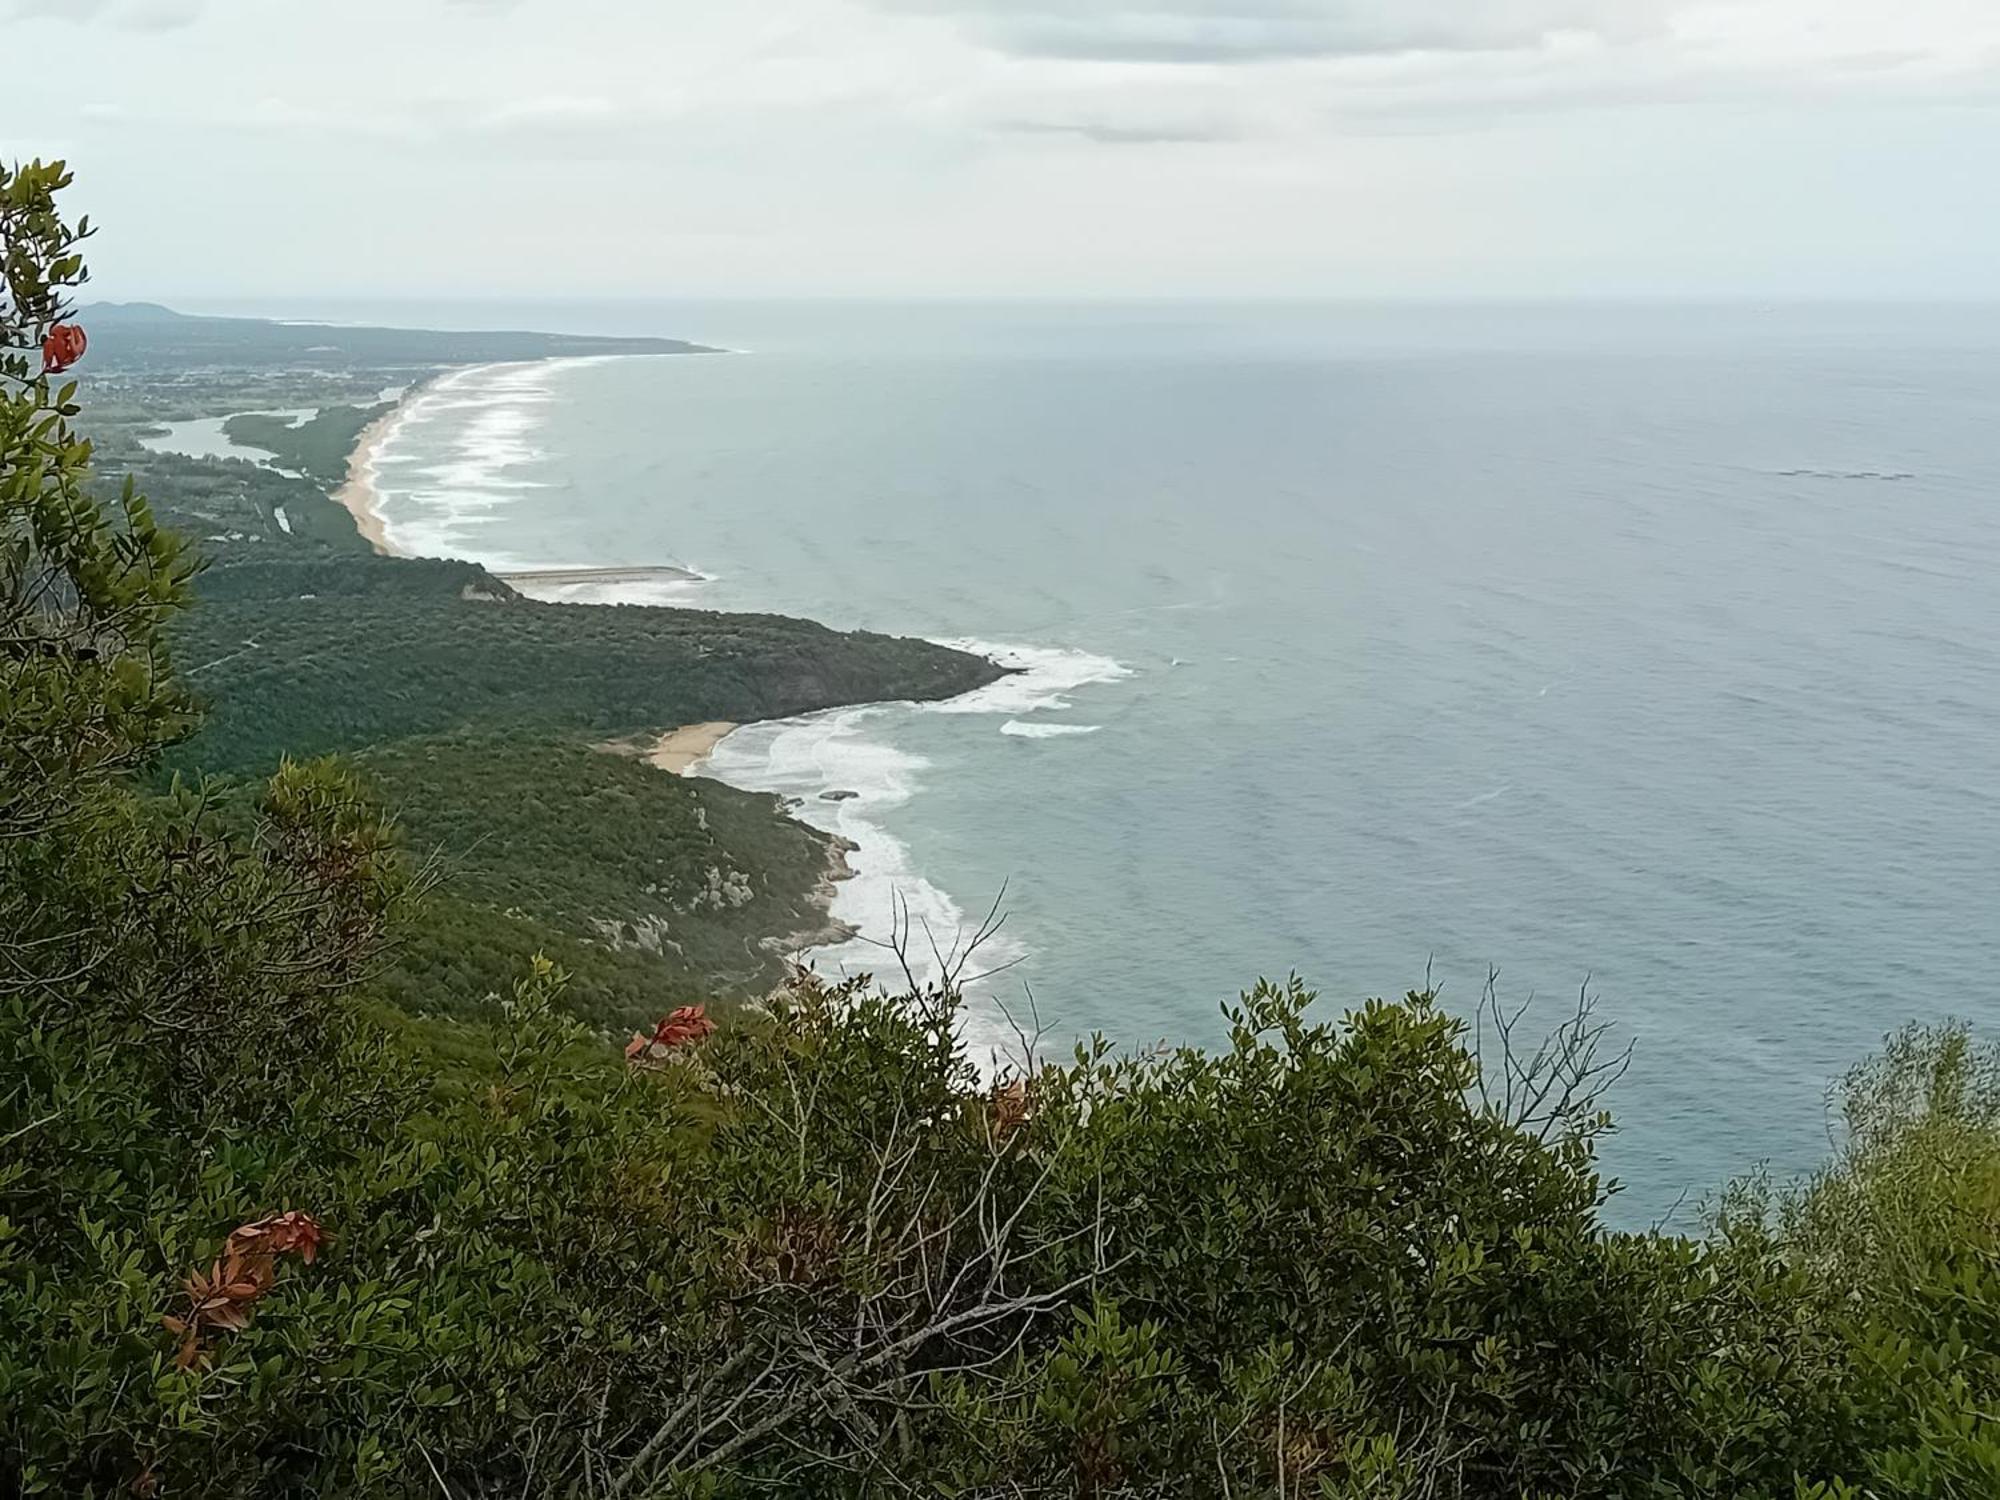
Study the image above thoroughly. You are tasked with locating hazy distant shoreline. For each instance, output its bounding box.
[333,356,719,570]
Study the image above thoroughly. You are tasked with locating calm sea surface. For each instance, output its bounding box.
[343,299,2000,1225]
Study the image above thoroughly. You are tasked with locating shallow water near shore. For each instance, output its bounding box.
[360,300,2000,1226]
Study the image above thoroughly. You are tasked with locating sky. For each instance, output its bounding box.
[5,0,1999,301]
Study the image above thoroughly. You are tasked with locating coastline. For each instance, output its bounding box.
[701,642,1125,1019]
[324,357,1070,1005]
[332,395,414,556]
[324,360,879,976]
[647,720,738,774]
[768,834,863,959]
[331,360,711,592]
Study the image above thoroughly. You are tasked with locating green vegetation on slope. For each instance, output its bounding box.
[147,541,993,1025]
[92,441,366,556]
[224,401,390,483]
[160,554,996,1022]
[193,552,518,603]
[367,887,718,1029]
[168,564,1002,776]
[363,734,849,1026]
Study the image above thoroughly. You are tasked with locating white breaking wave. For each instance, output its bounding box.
[927,639,1132,717]
[704,704,1029,1066]
[1000,720,1101,738]
[506,570,715,607]
[372,361,559,562]
[701,637,1131,1067]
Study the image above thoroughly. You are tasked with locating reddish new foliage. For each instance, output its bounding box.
[162,1212,324,1369]
[655,1005,718,1047]
[991,1078,1032,1137]
[626,1004,718,1067]
[41,321,86,374]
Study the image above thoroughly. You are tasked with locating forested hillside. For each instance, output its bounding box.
[170,558,1000,777]
[160,550,999,1019]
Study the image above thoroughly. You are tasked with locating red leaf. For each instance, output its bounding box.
[652,1005,717,1049]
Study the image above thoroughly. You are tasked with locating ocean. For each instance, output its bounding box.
[344,299,2000,1226]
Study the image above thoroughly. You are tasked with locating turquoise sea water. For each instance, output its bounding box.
[357,300,2000,1225]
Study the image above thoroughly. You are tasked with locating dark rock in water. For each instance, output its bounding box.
[820,789,860,802]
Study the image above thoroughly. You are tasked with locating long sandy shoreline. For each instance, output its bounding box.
[332,401,407,555]
[332,367,706,595]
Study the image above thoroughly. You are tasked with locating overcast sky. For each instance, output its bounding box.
[5,0,1998,300]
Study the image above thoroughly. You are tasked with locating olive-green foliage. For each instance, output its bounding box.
[224,402,389,484]
[1753,1023,2000,1497]
[167,578,1002,777]
[363,734,843,1026]
[194,553,517,603]
[0,159,414,1491]
[368,885,716,1028]
[0,162,194,833]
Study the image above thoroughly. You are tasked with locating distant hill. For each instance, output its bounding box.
[79,300,186,322]
[75,300,716,369]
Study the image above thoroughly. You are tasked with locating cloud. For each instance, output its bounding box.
[994,116,1241,143]
[3,0,202,27]
[477,95,622,130]
[875,0,1670,63]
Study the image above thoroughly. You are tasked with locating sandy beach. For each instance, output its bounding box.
[647,721,738,774]
[331,405,405,555]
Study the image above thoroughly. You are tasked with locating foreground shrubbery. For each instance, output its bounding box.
[8,161,2000,1496]
[11,924,2000,1496]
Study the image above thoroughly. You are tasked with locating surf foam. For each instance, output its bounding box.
[706,710,1030,1063]
[698,638,1131,1066]
[1000,720,1101,738]
[371,362,561,562]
